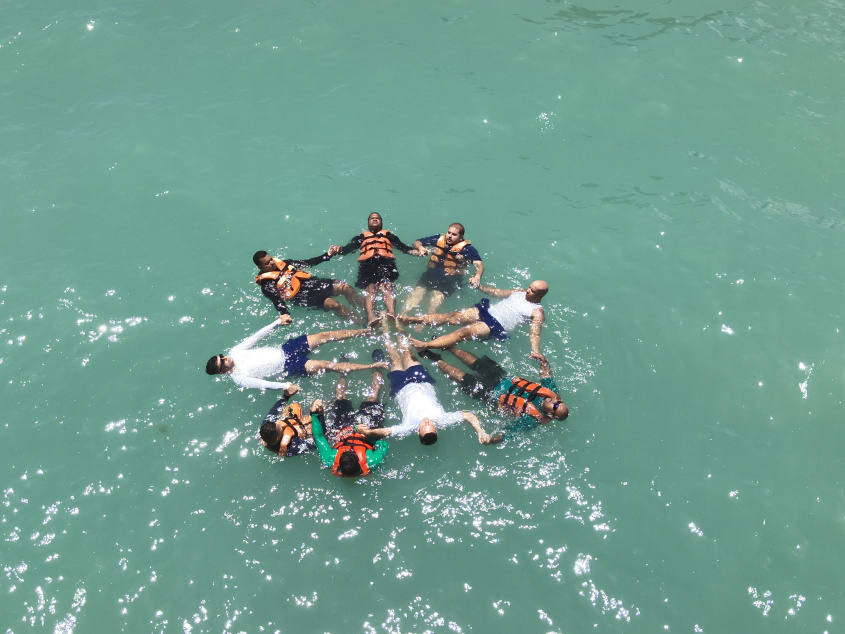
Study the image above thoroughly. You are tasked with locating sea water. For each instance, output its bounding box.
[1,0,843,632]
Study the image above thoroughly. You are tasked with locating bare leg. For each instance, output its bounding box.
[446,346,480,368]
[334,375,347,401]
[333,280,366,309]
[382,281,396,321]
[397,306,480,327]
[395,333,421,369]
[322,297,366,325]
[363,283,380,326]
[426,290,447,314]
[380,326,405,370]
[411,322,491,351]
[304,359,388,375]
[436,359,467,383]
[364,367,384,402]
[306,327,371,349]
[400,285,427,316]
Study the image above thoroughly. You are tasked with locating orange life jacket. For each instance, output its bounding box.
[357,230,394,261]
[255,258,311,300]
[497,377,560,423]
[330,427,375,476]
[266,403,307,456]
[427,235,471,275]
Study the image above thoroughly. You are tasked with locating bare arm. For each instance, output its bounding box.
[468,260,484,287]
[529,307,545,360]
[535,354,552,379]
[475,283,519,299]
[230,320,279,353]
[461,412,502,445]
[356,425,393,439]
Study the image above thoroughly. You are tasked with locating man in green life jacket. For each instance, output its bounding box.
[310,351,390,476]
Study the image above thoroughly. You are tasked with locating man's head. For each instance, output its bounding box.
[540,397,569,421]
[336,449,364,476]
[418,419,438,445]
[205,354,234,375]
[525,280,549,303]
[253,250,274,270]
[444,223,465,245]
[260,419,282,446]
[367,212,383,232]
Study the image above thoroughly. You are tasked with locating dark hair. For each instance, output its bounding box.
[253,250,269,266]
[449,223,465,238]
[205,356,222,375]
[260,420,280,445]
[419,431,438,445]
[337,450,363,476]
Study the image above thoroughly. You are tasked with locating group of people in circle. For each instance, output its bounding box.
[206,212,570,477]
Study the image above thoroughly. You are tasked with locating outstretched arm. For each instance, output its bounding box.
[529,307,545,360]
[461,412,502,445]
[230,320,279,353]
[287,252,333,268]
[356,426,393,439]
[235,376,293,391]
[474,283,519,299]
[258,280,293,325]
[329,235,363,257]
[535,354,552,379]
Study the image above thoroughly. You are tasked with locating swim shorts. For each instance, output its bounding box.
[291,277,335,308]
[356,257,399,289]
[388,364,435,398]
[459,355,508,400]
[281,334,311,377]
[474,298,508,341]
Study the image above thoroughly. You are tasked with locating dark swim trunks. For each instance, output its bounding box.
[474,298,508,341]
[459,355,508,400]
[388,364,435,398]
[291,277,335,308]
[356,257,400,289]
[324,399,385,445]
[281,334,311,377]
[416,268,461,296]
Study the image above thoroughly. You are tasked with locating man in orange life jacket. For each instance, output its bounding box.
[327,212,424,327]
[259,386,317,458]
[420,346,569,440]
[309,350,390,476]
[400,222,484,317]
[253,250,366,325]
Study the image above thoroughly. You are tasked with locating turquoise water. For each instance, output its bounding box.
[2,0,844,631]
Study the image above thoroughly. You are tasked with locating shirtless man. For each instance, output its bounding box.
[398,280,549,359]
[327,212,423,327]
[253,250,366,325]
[205,320,387,391]
[400,223,483,316]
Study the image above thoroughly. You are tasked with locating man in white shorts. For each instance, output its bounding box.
[398,280,548,360]
[357,325,501,445]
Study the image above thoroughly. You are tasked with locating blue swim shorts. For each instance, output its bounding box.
[281,334,311,377]
[388,364,436,398]
[474,298,508,341]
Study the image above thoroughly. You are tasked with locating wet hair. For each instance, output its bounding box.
[260,420,280,445]
[205,355,223,375]
[449,223,465,238]
[337,450,363,476]
[253,250,270,266]
[419,430,438,445]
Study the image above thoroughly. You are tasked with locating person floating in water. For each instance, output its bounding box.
[398,280,549,359]
[205,320,387,391]
[421,347,568,439]
[259,388,316,458]
[253,250,366,325]
[356,323,501,446]
[400,222,484,318]
[327,212,424,327]
[310,351,389,477]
